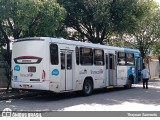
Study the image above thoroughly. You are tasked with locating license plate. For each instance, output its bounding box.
[23,84,30,88]
[28,66,36,72]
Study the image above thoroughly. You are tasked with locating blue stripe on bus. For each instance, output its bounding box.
[124,48,140,57]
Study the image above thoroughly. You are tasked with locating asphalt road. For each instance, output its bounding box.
[0,80,160,111]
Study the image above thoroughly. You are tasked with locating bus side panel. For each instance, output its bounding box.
[41,41,50,90]
[49,41,61,92]
[117,66,128,85]
[74,65,105,90]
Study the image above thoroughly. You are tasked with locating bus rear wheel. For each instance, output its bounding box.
[82,79,93,96]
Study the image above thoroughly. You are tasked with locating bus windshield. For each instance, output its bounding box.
[12,40,44,64]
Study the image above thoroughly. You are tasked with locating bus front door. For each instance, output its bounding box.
[135,57,143,83]
[60,50,73,91]
[108,54,116,86]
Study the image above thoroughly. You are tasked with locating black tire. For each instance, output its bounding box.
[124,77,132,89]
[82,79,93,96]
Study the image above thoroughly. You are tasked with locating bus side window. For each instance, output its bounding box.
[109,54,115,69]
[106,55,108,69]
[126,53,134,66]
[117,52,126,65]
[50,44,59,65]
[80,47,93,65]
[67,53,72,69]
[61,52,65,69]
[94,49,104,65]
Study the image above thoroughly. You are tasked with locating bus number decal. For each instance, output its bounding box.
[52,69,59,76]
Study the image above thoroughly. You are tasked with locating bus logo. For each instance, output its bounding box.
[90,69,103,74]
[52,69,59,76]
[14,76,18,81]
[14,65,20,71]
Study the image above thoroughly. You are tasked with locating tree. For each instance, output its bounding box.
[59,0,151,45]
[58,0,112,44]
[0,0,66,53]
[0,0,66,91]
[109,0,160,58]
[129,0,160,58]
[110,0,144,34]
[151,40,160,56]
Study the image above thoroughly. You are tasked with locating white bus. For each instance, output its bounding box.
[11,37,143,95]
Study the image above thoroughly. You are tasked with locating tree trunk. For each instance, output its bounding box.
[6,40,10,52]
[158,56,160,78]
[159,56,160,78]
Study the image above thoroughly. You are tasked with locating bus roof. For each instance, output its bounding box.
[15,37,140,54]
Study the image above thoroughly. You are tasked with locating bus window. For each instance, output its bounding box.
[61,52,65,69]
[80,47,93,65]
[76,47,79,65]
[109,54,115,69]
[67,53,72,69]
[126,53,134,66]
[94,49,104,65]
[117,52,126,65]
[50,44,59,65]
[106,55,108,69]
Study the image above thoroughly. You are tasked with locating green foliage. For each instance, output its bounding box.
[0,33,5,48]
[0,0,66,66]
[59,0,155,45]
[110,0,152,34]
[0,0,66,39]
[58,0,112,43]
[0,0,159,61]
[151,41,160,56]
[0,48,11,67]
[109,0,160,58]
[130,0,160,57]
[24,0,67,37]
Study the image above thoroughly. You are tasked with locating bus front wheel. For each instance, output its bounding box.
[82,79,93,96]
[124,77,132,89]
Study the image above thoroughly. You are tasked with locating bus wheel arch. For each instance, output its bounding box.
[82,77,94,96]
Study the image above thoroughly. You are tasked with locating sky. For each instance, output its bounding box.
[155,0,160,5]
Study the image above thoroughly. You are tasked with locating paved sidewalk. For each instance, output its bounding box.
[0,78,159,101]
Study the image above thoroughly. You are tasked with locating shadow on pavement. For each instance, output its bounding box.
[0,80,160,111]
[9,85,159,111]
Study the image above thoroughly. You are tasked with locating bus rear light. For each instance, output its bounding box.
[42,70,46,79]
